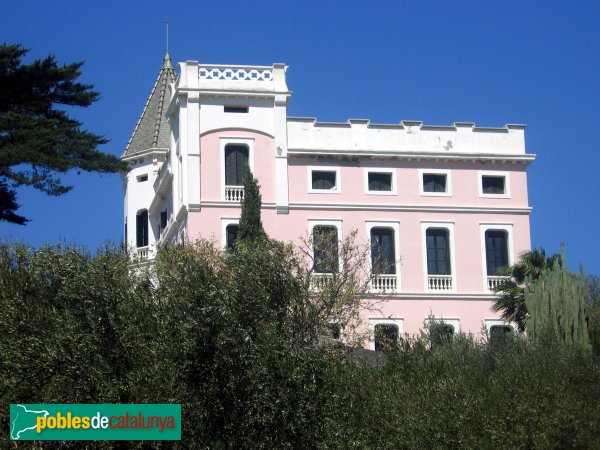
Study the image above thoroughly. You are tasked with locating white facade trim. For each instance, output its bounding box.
[483,318,517,334]
[363,168,397,195]
[221,217,240,249]
[420,221,457,292]
[419,169,452,197]
[478,170,511,198]
[424,317,461,334]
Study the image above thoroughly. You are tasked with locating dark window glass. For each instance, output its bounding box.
[326,323,341,340]
[136,210,148,248]
[426,229,450,275]
[485,230,508,275]
[482,176,505,194]
[430,323,454,348]
[368,172,392,191]
[312,171,336,190]
[226,224,239,249]
[374,324,399,352]
[313,226,338,273]
[160,210,168,230]
[137,174,148,182]
[224,106,249,113]
[371,228,396,274]
[423,173,447,192]
[124,218,127,245]
[490,325,513,343]
[225,144,249,186]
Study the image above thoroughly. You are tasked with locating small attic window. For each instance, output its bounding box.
[224,105,249,113]
[137,174,148,182]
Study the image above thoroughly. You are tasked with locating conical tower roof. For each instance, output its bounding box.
[123,53,176,156]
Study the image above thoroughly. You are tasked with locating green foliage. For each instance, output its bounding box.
[525,248,591,350]
[237,167,265,242]
[587,275,600,355]
[1,242,600,448]
[0,43,126,224]
[492,248,562,331]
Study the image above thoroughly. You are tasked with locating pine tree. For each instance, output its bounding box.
[0,43,126,224]
[238,168,266,242]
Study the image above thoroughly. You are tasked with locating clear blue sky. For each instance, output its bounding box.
[2,1,599,275]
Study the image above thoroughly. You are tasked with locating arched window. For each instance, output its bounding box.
[374,324,399,352]
[136,209,148,248]
[426,228,450,275]
[224,144,249,186]
[371,227,396,274]
[313,226,338,273]
[485,230,508,275]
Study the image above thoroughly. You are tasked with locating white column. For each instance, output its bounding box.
[273,64,290,214]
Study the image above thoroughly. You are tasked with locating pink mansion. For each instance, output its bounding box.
[122,55,534,348]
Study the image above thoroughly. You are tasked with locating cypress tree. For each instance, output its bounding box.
[238,168,266,242]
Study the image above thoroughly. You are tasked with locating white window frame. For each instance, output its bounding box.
[364,168,396,195]
[221,218,240,249]
[480,223,514,291]
[369,318,404,351]
[478,171,511,198]
[366,221,401,291]
[220,137,255,200]
[421,221,457,292]
[308,166,341,194]
[420,169,452,197]
[424,317,461,334]
[484,319,517,336]
[308,219,343,272]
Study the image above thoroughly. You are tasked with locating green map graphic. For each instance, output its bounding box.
[11,404,49,440]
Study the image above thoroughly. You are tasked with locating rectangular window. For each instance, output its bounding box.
[136,174,148,182]
[136,210,148,248]
[490,325,513,343]
[482,175,505,195]
[368,172,392,192]
[226,224,239,249]
[423,173,447,193]
[485,230,509,275]
[426,228,450,275]
[312,171,337,190]
[225,144,249,186]
[313,226,338,273]
[224,105,249,113]
[374,324,399,352]
[371,228,396,274]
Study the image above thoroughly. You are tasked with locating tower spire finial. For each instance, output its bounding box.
[165,17,169,55]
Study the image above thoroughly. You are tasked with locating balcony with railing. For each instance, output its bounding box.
[136,246,150,260]
[487,275,509,291]
[310,273,335,291]
[427,275,453,291]
[370,274,398,293]
[224,185,244,202]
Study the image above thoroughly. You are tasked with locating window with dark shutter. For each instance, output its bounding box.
[368,172,392,191]
[426,228,451,275]
[226,224,239,249]
[371,228,396,274]
[311,171,336,190]
[423,173,447,192]
[485,230,508,275]
[482,176,505,194]
[225,144,249,186]
[136,210,148,248]
[374,324,399,351]
[160,210,168,230]
[313,226,338,273]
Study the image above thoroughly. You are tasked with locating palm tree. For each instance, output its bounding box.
[491,249,561,332]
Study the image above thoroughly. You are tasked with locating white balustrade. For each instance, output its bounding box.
[137,247,149,259]
[370,274,398,293]
[198,65,273,82]
[310,273,334,291]
[224,186,244,202]
[427,275,453,291]
[487,276,509,291]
